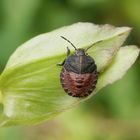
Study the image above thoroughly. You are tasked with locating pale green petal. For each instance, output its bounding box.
[97,45,140,89]
[5,22,130,70]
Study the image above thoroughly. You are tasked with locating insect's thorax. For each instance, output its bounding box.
[64,54,97,74]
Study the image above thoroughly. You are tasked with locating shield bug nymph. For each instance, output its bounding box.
[58,36,101,98]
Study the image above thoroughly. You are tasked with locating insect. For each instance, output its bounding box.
[58,36,101,98]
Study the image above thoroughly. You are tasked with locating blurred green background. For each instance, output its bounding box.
[0,0,140,140]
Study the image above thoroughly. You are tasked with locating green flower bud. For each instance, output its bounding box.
[0,22,139,126]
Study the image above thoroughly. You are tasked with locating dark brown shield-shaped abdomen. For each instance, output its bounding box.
[60,68,98,97]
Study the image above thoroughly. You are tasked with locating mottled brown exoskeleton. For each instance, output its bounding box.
[58,36,101,98]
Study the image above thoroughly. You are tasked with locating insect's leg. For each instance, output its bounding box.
[67,47,70,56]
[57,47,69,66]
[57,59,65,66]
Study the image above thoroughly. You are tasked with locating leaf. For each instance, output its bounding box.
[0,22,138,126]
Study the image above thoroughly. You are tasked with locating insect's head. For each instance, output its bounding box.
[75,49,86,56]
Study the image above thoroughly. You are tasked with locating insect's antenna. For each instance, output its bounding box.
[85,40,103,52]
[61,36,77,50]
